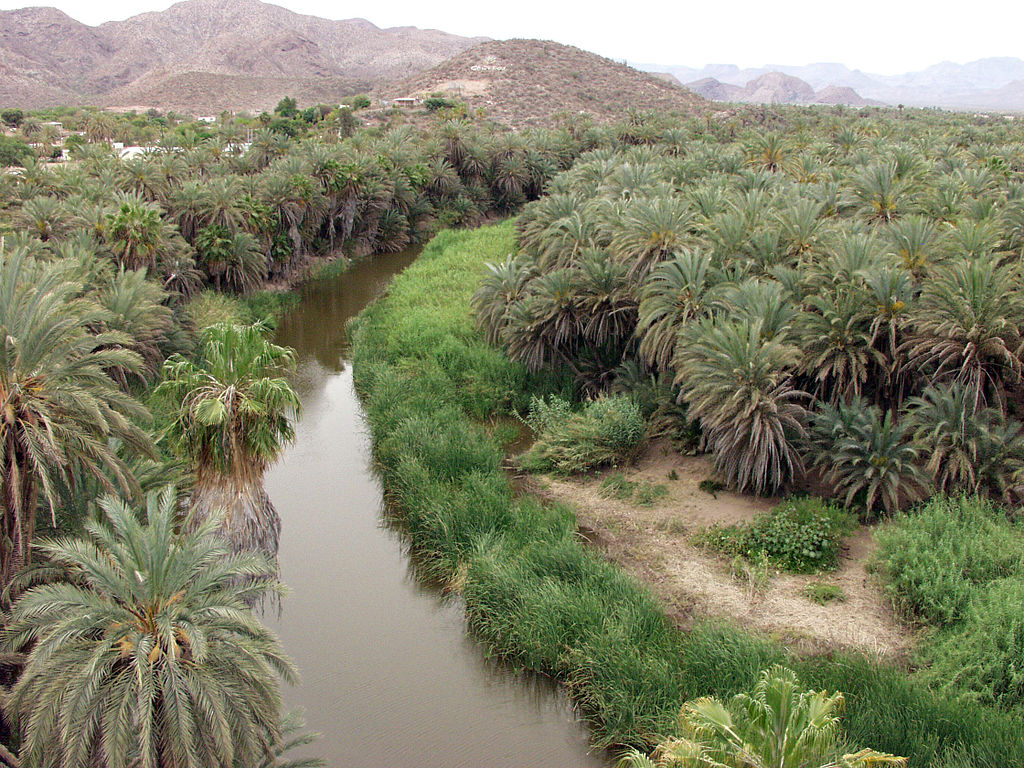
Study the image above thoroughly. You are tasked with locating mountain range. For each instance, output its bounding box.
[636,58,1024,111]
[0,0,484,110]
[4,0,1024,115]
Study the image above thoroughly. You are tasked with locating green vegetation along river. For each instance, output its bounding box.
[263,248,603,767]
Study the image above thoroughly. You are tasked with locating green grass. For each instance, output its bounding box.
[804,582,846,605]
[600,473,638,501]
[876,495,1024,713]
[350,222,1024,765]
[185,288,299,330]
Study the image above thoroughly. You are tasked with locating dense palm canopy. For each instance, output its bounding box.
[480,109,1024,509]
[3,487,296,768]
[0,249,155,586]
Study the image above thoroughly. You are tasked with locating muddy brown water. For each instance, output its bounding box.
[265,249,605,767]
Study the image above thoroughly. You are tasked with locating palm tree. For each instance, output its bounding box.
[885,214,946,277]
[0,250,154,587]
[745,132,792,173]
[903,256,1024,412]
[247,710,324,768]
[105,197,166,271]
[807,399,926,517]
[3,487,297,768]
[473,255,534,346]
[156,323,300,556]
[504,270,582,373]
[674,318,807,495]
[14,196,76,242]
[796,289,881,403]
[609,196,695,279]
[905,383,1024,498]
[617,666,906,768]
[636,250,713,370]
[95,266,176,384]
[848,162,908,223]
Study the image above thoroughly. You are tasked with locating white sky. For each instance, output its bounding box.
[3,0,1022,75]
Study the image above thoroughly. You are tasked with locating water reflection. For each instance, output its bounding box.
[265,251,605,768]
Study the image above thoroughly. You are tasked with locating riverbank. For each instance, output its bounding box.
[349,221,1024,766]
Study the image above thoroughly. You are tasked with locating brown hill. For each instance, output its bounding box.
[687,77,746,102]
[744,72,816,104]
[101,71,374,114]
[685,72,876,107]
[381,39,706,127]
[0,0,485,110]
[814,85,883,107]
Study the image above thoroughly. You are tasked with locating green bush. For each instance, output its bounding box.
[242,289,300,328]
[875,495,1024,627]
[694,497,854,574]
[918,578,1024,711]
[521,394,645,473]
[0,135,33,167]
[423,96,460,111]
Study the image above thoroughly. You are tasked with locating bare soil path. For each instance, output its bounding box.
[527,441,915,660]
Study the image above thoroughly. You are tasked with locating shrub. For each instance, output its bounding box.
[804,582,846,605]
[424,96,460,111]
[695,497,854,574]
[874,495,1024,627]
[521,394,645,473]
[918,579,1024,711]
[0,135,33,167]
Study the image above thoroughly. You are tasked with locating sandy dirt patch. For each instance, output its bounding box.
[527,441,915,660]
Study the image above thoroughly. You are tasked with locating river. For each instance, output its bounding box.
[264,249,604,767]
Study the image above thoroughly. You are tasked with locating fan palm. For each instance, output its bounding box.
[617,665,906,768]
[105,197,166,271]
[0,250,154,587]
[3,487,297,768]
[156,323,300,555]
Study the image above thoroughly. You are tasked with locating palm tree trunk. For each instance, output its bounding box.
[188,468,281,559]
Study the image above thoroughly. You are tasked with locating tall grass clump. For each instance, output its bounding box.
[875,494,1024,626]
[520,394,646,473]
[350,223,1024,766]
[877,495,1024,713]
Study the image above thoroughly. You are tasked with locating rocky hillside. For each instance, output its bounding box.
[686,71,880,107]
[381,39,706,127]
[0,0,485,110]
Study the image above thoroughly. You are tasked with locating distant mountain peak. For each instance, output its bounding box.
[636,57,1024,110]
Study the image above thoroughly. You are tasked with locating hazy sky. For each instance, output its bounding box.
[3,0,1022,75]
